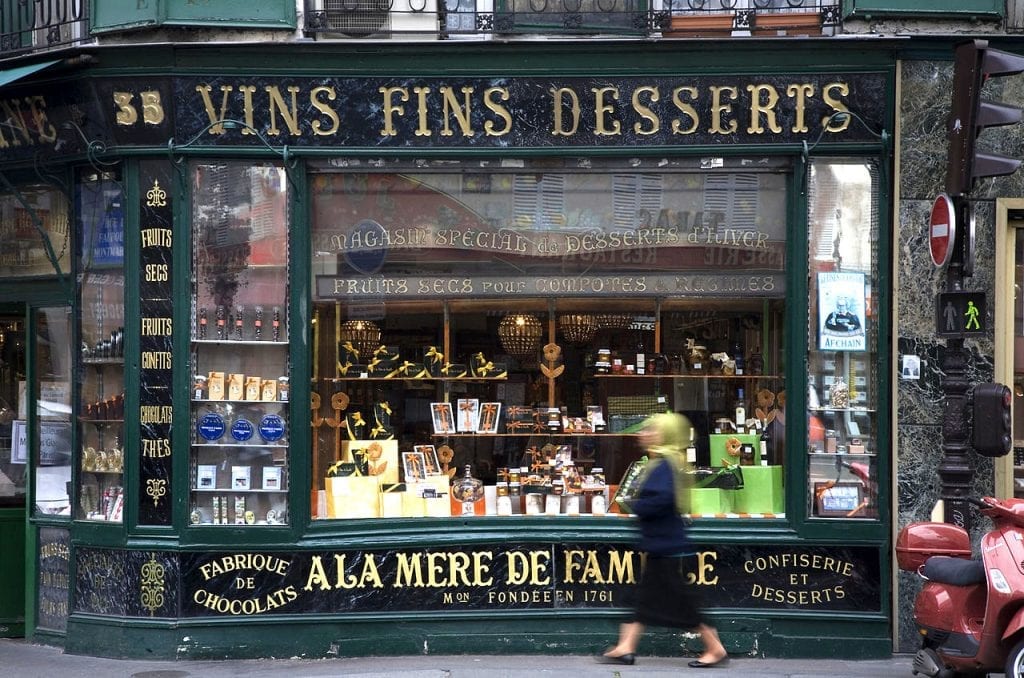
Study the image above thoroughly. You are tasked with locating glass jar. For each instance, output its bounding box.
[451,465,485,516]
[496,482,512,516]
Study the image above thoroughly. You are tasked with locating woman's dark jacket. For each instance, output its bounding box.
[629,459,691,556]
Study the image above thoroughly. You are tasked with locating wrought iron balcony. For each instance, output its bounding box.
[304,0,840,40]
[0,0,90,58]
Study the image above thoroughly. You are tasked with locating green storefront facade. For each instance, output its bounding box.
[0,38,901,659]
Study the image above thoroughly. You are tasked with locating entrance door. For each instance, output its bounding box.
[0,313,26,637]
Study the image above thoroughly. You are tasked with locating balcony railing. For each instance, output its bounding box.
[0,0,840,61]
[304,0,841,39]
[1,0,90,59]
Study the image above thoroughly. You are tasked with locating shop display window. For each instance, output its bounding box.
[189,163,290,527]
[76,171,125,522]
[0,184,72,278]
[33,307,72,517]
[308,157,793,520]
[806,159,882,520]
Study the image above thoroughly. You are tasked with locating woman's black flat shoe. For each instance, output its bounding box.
[596,652,636,665]
[687,655,729,669]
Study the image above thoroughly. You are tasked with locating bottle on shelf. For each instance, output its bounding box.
[731,335,744,376]
[734,387,747,430]
[748,344,764,376]
[685,427,697,465]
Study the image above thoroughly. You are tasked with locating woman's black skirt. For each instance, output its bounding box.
[630,554,706,629]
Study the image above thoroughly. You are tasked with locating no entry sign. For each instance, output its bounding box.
[930,193,956,268]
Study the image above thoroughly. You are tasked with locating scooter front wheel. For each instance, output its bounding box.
[1006,638,1024,678]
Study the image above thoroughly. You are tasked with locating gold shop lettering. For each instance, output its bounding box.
[141,317,172,335]
[186,80,852,141]
[142,438,171,458]
[562,548,638,584]
[139,406,173,424]
[141,351,172,369]
[193,553,298,615]
[744,552,852,606]
[140,227,173,247]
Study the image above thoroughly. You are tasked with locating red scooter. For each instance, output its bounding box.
[896,496,1024,677]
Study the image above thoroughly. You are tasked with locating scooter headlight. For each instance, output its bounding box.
[990,568,1012,594]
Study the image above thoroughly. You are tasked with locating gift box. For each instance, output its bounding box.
[470,353,506,378]
[441,362,468,378]
[342,439,399,484]
[370,401,395,440]
[326,474,381,519]
[505,405,536,433]
[731,465,784,514]
[423,346,445,376]
[390,360,428,379]
[338,341,363,366]
[345,411,368,440]
[689,487,733,514]
[340,363,369,378]
[709,433,760,467]
[372,344,401,364]
[477,362,507,379]
[380,483,406,517]
[403,475,450,517]
[368,357,392,377]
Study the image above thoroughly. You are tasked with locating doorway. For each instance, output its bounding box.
[0,313,26,637]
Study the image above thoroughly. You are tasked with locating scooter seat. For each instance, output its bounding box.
[920,555,985,586]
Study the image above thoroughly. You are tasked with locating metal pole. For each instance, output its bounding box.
[938,196,974,530]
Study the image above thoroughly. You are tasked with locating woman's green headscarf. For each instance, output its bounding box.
[640,412,693,515]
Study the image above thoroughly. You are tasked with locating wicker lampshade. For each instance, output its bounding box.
[594,314,633,330]
[558,314,597,344]
[498,313,544,358]
[338,319,381,358]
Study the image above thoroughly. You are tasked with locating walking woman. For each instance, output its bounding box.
[598,412,729,669]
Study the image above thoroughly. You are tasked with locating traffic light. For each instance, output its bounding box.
[971,382,1012,457]
[946,39,1024,197]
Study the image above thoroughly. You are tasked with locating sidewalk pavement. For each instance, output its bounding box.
[0,638,932,678]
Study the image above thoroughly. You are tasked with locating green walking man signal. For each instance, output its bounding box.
[936,292,987,337]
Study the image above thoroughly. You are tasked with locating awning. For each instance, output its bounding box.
[0,59,59,89]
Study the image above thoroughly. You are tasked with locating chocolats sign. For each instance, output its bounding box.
[178,543,881,617]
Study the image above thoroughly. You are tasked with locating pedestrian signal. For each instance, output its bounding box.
[935,292,987,337]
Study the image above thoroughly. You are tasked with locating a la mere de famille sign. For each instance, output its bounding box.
[74,542,883,618]
[0,72,886,158]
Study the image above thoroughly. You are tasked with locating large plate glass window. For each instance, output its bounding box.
[189,162,290,527]
[33,307,72,517]
[76,170,125,522]
[309,157,788,521]
[0,184,71,278]
[806,159,882,520]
